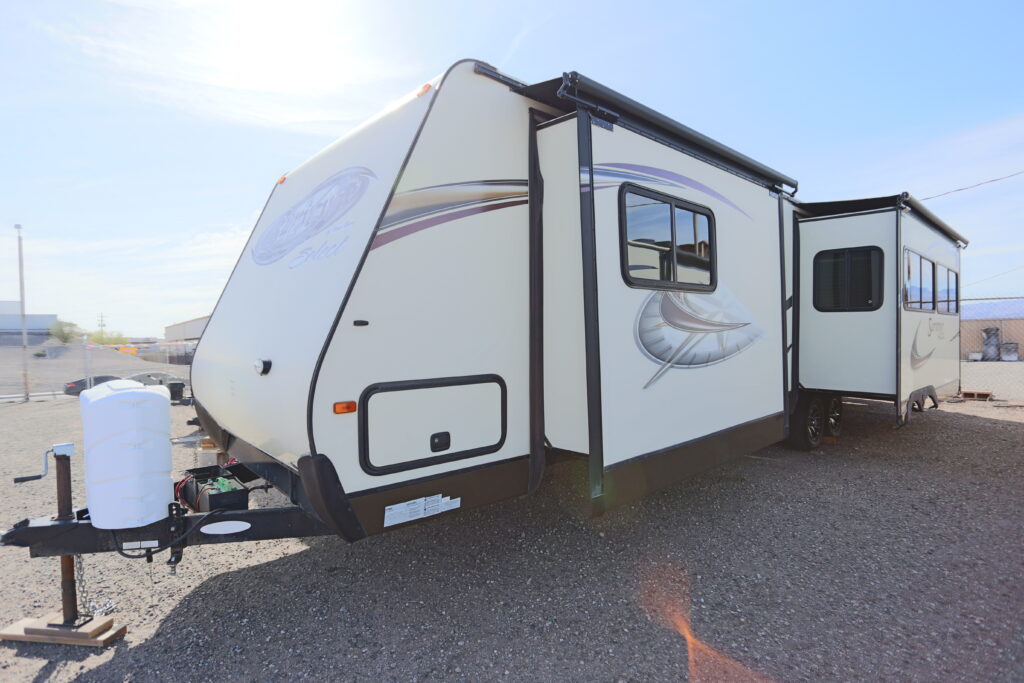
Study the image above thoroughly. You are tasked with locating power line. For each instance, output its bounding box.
[961,296,1024,301]
[920,169,1024,200]
[964,263,1024,287]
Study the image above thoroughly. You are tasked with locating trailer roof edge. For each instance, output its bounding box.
[903,193,969,247]
[514,72,798,192]
[797,193,968,246]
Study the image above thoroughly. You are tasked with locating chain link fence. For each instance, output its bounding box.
[0,343,188,400]
[961,296,1024,401]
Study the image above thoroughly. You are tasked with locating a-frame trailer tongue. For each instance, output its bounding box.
[1,446,127,647]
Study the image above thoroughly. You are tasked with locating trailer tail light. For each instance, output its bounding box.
[333,401,357,414]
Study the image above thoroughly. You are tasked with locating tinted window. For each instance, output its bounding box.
[624,193,672,282]
[621,186,716,291]
[905,252,920,309]
[936,265,959,314]
[813,247,884,312]
[904,250,936,311]
[813,251,846,310]
[920,258,934,310]
[674,207,712,286]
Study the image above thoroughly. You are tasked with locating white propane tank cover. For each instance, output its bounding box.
[80,380,173,530]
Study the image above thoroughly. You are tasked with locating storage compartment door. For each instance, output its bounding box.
[359,375,507,475]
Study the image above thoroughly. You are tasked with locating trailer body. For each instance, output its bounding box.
[6,60,966,559]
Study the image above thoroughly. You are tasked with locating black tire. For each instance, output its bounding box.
[788,392,824,450]
[825,395,843,437]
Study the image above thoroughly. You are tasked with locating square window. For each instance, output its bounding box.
[620,185,716,291]
[813,246,884,312]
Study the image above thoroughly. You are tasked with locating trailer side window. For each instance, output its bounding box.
[812,246,883,312]
[936,265,959,314]
[904,250,936,311]
[620,185,715,291]
[624,192,673,282]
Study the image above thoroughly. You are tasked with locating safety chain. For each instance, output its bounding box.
[75,554,115,617]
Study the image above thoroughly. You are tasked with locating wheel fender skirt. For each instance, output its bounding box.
[296,453,367,542]
[901,385,938,425]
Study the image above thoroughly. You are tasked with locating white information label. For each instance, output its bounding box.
[383,493,462,527]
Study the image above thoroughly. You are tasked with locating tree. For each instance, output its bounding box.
[89,329,129,345]
[49,319,82,344]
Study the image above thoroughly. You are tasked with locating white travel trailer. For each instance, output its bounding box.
[4,60,967,562]
[185,59,966,538]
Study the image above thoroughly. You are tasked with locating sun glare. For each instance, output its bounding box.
[184,1,376,95]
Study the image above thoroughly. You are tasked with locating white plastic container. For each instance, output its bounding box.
[80,380,173,529]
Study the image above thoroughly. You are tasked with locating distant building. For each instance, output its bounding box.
[0,301,57,346]
[961,298,1024,361]
[165,315,210,342]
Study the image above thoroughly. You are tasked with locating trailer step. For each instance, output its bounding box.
[0,614,126,647]
[961,390,993,401]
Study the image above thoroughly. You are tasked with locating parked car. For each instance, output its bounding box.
[126,372,188,386]
[127,371,190,402]
[63,376,121,396]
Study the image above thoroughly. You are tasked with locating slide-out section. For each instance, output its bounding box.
[797,210,897,397]
[587,121,786,508]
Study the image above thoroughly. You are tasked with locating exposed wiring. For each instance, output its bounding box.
[173,474,193,509]
[920,170,1024,200]
[111,507,228,560]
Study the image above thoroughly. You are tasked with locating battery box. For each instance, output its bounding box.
[179,464,255,512]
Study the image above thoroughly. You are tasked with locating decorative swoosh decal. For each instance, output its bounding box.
[658,292,749,333]
[369,163,750,251]
[593,163,752,219]
[910,321,935,369]
[637,289,763,388]
[371,180,527,250]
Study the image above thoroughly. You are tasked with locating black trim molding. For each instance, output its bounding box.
[600,412,785,511]
[576,108,606,502]
[349,456,529,536]
[358,374,508,476]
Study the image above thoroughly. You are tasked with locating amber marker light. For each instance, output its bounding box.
[333,401,357,414]
[416,83,431,97]
[276,175,287,184]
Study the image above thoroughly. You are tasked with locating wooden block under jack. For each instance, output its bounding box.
[0,614,126,647]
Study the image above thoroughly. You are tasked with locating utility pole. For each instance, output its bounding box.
[97,312,106,344]
[15,224,30,402]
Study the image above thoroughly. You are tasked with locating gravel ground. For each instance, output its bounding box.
[0,397,1020,681]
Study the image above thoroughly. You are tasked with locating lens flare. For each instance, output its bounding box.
[639,560,772,682]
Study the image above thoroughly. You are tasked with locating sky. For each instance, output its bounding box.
[1,0,1022,337]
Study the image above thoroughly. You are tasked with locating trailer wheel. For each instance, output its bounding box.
[788,393,824,450]
[825,395,843,437]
